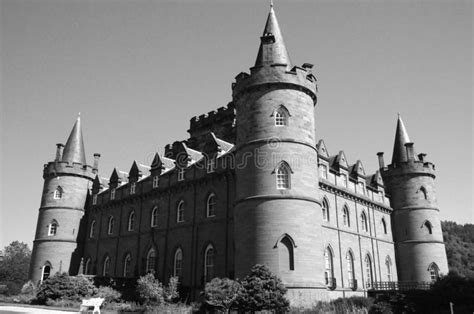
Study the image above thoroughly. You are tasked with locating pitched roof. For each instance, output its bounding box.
[62,115,86,164]
[391,114,412,165]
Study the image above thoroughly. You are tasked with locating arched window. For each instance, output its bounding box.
[424,220,433,234]
[85,258,92,275]
[322,198,330,222]
[365,254,373,288]
[204,244,215,282]
[53,186,63,199]
[89,220,96,238]
[346,251,355,289]
[123,254,132,277]
[419,186,428,199]
[174,248,183,278]
[151,206,158,227]
[177,201,184,223]
[207,194,216,217]
[276,162,291,190]
[274,106,289,126]
[48,220,58,236]
[128,211,135,231]
[278,235,295,271]
[343,206,350,227]
[107,216,114,235]
[428,262,439,282]
[103,256,111,277]
[381,218,387,234]
[324,246,335,288]
[146,248,157,274]
[41,262,52,282]
[361,212,368,232]
[386,256,392,281]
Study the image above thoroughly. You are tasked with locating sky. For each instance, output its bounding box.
[0,0,472,249]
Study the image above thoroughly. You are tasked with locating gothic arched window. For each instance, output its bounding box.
[107,216,114,235]
[343,206,350,227]
[382,218,388,234]
[324,246,335,288]
[123,254,132,277]
[207,194,216,217]
[274,106,289,126]
[204,244,215,282]
[177,201,184,223]
[48,220,58,236]
[365,254,373,288]
[128,211,135,231]
[151,206,158,227]
[53,186,63,199]
[85,258,92,275]
[424,220,433,234]
[361,212,368,232]
[103,256,111,277]
[275,162,291,190]
[346,251,355,289]
[278,235,295,271]
[41,262,52,282]
[322,198,330,222]
[419,186,428,199]
[146,248,157,274]
[174,248,183,278]
[428,262,439,281]
[90,220,96,238]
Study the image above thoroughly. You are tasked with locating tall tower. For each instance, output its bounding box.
[232,4,320,298]
[29,116,96,284]
[379,115,448,282]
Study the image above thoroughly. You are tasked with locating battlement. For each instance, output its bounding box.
[43,160,95,180]
[382,160,436,178]
[189,102,235,130]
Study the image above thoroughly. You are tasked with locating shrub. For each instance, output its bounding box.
[163,276,179,303]
[20,281,37,295]
[236,264,290,312]
[203,277,242,313]
[136,273,164,305]
[35,273,97,304]
[95,286,122,305]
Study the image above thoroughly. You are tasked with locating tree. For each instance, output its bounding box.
[0,241,31,294]
[204,277,242,313]
[35,273,97,304]
[136,273,164,305]
[237,264,290,312]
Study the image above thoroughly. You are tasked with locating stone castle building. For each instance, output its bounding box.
[29,5,449,305]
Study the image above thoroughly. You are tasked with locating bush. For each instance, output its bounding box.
[136,273,165,305]
[236,264,290,312]
[203,277,242,313]
[34,273,97,304]
[20,281,37,295]
[95,286,122,305]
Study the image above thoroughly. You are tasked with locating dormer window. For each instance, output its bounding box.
[341,174,348,188]
[319,164,328,179]
[53,186,63,199]
[207,158,216,173]
[92,194,98,205]
[110,188,116,200]
[152,176,159,188]
[178,168,185,181]
[130,183,136,195]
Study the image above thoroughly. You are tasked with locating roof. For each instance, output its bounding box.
[62,115,86,164]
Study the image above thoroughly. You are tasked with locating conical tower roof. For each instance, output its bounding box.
[391,114,411,165]
[62,115,87,165]
[254,3,291,67]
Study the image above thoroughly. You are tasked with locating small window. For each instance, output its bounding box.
[48,220,58,236]
[207,158,216,173]
[178,168,185,181]
[130,183,136,195]
[382,218,388,234]
[424,221,433,234]
[107,216,114,235]
[274,107,289,126]
[419,186,428,199]
[146,248,157,274]
[152,176,159,188]
[207,194,216,217]
[386,256,392,281]
[365,254,373,288]
[174,248,183,277]
[278,235,294,271]
[361,212,368,232]
[324,247,335,288]
[85,258,92,275]
[128,211,135,231]
[358,182,365,195]
[319,164,328,179]
[276,162,291,190]
[151,206,158,227]
[123,254,132,277]
[110,188,116,200]
[341,174,348,188]
[53,186,63,199]
[177,201,184,222]
[343,206,350,227]
[428,262,439,281]
[204,244,215,282]
[92,194,98,205]
[41,263,51,282]
[322,198,330,222]
[103,256,110,277]
[89,220,96,238]
[346,251,355,288]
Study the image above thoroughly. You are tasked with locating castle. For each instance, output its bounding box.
[29,5,449,306]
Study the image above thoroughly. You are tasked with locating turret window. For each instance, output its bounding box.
[428,262,439,281]
[423,220,433,234]
[419,186,428,199]
[48,220,58,236]
[274,105,290,126]
[206,194,216,217]
[41,262,52,282]
[151,206,158,227]
[128,211,135,231]
[278,235,295,271]
[177,201,184,222]
[275,161,291,190]
[53,186,63,199]
[107,216,114,235]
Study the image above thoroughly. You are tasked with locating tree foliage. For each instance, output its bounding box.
[35,273,97,304]
[0,241,31,295]
[237,264,289,312]
[204,277,242,312]
[442,221,474,278]
[136,273,179,305]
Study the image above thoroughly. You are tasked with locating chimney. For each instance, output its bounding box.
[377,152,385,169]
[93,153,101,173]
[55,144,64,161]
[405,143,415,161]
[418,153,427,163]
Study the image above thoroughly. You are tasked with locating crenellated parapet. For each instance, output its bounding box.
[43,160,95,181]
[379,144,436,179]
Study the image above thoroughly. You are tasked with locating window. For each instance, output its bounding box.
[361,212,368,232]
[341,174,348,188]
[386,256,392,281]
[278,235,294,271]
[424,221,433,234]
[146,248,157,273]
[346,251,355,289]
[103,256,110,277]
[343,206,350,227]
[48,220,58,236]
[207,194,216,217]
[152,176,159,188]
[276,162,290,190]
[275,107,288,126]
[419,186,428,199]
[322,198,329,222]
[151,206,158,227]
[358,182,365,195]
[41,263,51,282]
[53,186,63,199]
[85,258,91,275]
[319,164,328,179]
[128,211,135,231]
[177,201,184,222]
[178,168,185,181]
[110,188,116,200]
[130,183,136,195]
[123,254,132,277]
[207,158,216,173]
[107,216,114,235]
[174,248,183,277]
[204,244,215,282]
[92,194,98,205]
[428,263,439,282]
[365,254,373,288]
[90,220,96,238]
[324,246,335,288]
[382,218,387,234]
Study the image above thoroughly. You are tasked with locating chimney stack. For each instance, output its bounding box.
[377,152,385,169]
[93,153,101,173]
[55,144,64,161]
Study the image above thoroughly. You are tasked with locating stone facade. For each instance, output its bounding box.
[29,5,448,307]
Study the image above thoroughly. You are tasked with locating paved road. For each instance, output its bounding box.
[0,305,78,313]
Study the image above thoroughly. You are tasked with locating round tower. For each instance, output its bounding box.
[232,5,321,294]
[29,116,95,284]
[379,115,448,282]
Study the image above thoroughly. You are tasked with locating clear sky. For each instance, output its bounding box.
[1,0,472,249]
